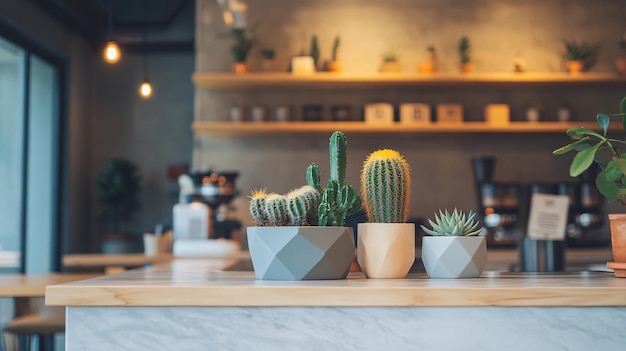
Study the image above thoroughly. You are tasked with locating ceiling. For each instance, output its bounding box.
[28,0,193,48]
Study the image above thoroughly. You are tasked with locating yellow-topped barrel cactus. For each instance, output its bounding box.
[361,149,411,223]
[357,149,415,279]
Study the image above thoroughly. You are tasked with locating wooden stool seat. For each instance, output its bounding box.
[3,313,65,335]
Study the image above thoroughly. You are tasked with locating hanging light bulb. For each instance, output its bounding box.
[103,1,120,64]
[103,41,121,64]
[139,80,152,99]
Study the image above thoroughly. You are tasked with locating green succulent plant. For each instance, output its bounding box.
[553,96,626,204]
[420,209,483,236]
[382,50,397,62]
[563,40,601,71]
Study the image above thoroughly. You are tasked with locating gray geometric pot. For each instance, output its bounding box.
[247,226,355,280]
[421,236,487,278]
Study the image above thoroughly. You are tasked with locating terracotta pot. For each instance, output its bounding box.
[418,61,436,73]
[566,60,583,75]
[614,58,626,76]
[380,61,400,73]
[357,223,415,278]
[460,63,473,74]
[232,62,248,74]
[608,214,626,277]
[328,61,342,72]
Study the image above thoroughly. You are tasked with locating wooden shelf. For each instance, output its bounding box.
[192,121,614,135]
[192,72,626,89]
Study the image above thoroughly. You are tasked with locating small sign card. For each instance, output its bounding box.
[527,193,570,240]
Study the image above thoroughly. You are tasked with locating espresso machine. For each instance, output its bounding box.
[471,157,523,247]
[175,170,241,241]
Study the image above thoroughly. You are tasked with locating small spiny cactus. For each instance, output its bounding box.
[420,209,483,236]
[249,189,269,226]
[265,194,288,226]
[361,149,411,223]
[287,189,309,226]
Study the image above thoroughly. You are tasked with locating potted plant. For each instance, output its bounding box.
[563,40,601,75]
[553,95,626,277]
[328,36,342,72]
[96,159,142,253]
[417,46,437,73]
[357,149,414,278]
[420,209,486,278]
[231,28,254,73]
[260,48,275,72]
[247,131,361,280]
[380,50,400,73]
[310,35,320,71]
[459,36,472,73]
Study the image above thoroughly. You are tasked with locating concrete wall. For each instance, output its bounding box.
[195,0,626,230]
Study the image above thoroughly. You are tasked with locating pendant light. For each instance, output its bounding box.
[103,1,121,64]
[138,0,152,99]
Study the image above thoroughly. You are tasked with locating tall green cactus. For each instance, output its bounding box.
[265,194,288,226]
[249,189,269,226]
[361,149,411,223]
[317,131,361,226]
[306,164,322,194]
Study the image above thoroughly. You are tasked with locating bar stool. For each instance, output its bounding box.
[2,297,64,351]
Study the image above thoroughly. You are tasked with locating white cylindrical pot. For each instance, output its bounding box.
[357,223,415,278]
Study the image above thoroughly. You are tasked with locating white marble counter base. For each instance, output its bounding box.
[67,306,626,351]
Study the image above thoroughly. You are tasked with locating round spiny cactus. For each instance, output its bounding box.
[265,194,288,226]
[420,208,483,236]
[361,149,411,223]
[249,189,269,226]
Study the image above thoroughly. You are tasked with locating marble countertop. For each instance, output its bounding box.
[46,256,626,307]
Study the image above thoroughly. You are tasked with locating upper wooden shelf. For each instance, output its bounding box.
[192,72,626,89]
[192,121,615,135]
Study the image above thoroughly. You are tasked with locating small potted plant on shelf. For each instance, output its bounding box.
[459,36,472,73]
[357,149,414,278]
[260,48,275,72]
[327,36,342,72]
[247,131,361,280]
[230,28,255,73]
[563,40,601,75]
[553,95,626,277]
[380,50,400,73]
[310,35,320,71]
[420,209,486,278]
[417,46,437,73]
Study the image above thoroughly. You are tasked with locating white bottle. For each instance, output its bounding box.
[173,202,209,240]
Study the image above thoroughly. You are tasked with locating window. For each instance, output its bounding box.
[0,32,64,274]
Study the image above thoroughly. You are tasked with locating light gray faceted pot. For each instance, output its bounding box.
[421,236,487,278]
[247,226,355,280]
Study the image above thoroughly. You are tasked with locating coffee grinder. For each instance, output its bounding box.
[471,157,523,246]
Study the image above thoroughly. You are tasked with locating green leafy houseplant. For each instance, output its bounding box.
[563,40,601,71]
[553,96,626,203]
[231,28,255,63]
[96,159,141,233]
